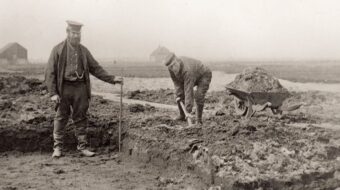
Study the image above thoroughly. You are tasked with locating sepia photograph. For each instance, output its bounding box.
[0,0,339,189]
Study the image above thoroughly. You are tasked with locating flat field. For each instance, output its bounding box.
[2,61,340,83]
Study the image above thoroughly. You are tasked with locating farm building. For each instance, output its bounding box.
[0,42,28,64]
[150,46,170,62]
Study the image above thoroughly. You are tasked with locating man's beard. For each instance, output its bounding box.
[68,38,80,46]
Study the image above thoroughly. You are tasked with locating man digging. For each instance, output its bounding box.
[162,52,212,125]
[45,20,123,158]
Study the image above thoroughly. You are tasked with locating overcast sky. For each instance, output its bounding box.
[1,0,340,61]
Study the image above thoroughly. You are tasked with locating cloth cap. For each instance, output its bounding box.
[66,20,83,32]
[163,53,176,66]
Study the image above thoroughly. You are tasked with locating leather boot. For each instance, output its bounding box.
[175,103,186,121]
[52,147,63,158]
[80,149,96,157]
[76,135,95,157]
[196,104,204,125]
[77,135,88,151]
[174,115,186,121]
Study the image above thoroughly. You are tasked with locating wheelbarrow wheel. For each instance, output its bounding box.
[233,98,248,116]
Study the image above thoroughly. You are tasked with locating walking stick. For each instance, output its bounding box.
[119,79,123,152]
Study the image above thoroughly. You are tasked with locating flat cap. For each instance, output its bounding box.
[66,20,83,32]
[162,52,176,66]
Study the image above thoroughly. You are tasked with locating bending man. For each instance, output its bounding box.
[163,52,212,125]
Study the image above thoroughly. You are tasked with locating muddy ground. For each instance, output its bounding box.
[0,152,204,190]
[0,75,340,189]
[0,75,207,189]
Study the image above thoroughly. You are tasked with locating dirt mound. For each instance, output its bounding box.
[227,67,288,93]
[128,103,156,113]
[0,75,46,95]
[126,112,340,189]
[129,104,145,112]
[126,89,175,105]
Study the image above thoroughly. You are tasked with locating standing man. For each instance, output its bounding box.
[45,20,123,158]
[162,52,212,125]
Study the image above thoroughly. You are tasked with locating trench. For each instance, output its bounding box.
[121,122,340,190]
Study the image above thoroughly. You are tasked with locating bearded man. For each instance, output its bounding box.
[45,20,123,158]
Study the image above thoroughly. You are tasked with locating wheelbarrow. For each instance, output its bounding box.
[225,87,304,118]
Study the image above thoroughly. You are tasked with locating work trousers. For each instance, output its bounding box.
[53,81,89,150]
[178,71,212,117]
[194,71,212,107]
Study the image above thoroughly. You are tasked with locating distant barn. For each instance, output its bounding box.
[0,42,28,64]
[150,46,170,63]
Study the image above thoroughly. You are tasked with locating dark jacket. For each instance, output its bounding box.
[45,40,115,99]
[169,56,211,112]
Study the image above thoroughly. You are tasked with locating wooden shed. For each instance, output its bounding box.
[0,42,28,64]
